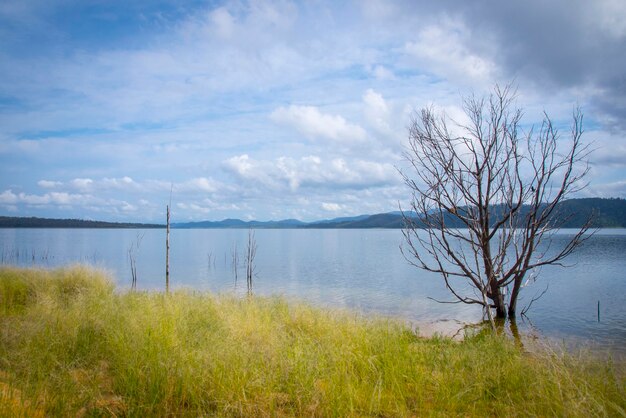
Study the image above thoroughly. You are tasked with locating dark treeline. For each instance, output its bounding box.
[0,216,164,229]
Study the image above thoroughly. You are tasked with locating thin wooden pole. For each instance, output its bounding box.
[166,204,170,293]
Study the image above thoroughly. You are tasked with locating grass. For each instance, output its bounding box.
[0,266,624,417]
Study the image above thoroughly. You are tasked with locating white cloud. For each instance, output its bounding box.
[321,202,342,211]
[40,192,96,206]
[177,198,243,218]
[223,154,280,191]
[177,177,220,193]
[177,202,211,214]
[271,105,367,143]
[0,190,92,206]
[70,178,94,192]
[101,176,137,190]
[587,180,626,198]
[0,190,18,204]
[360,0,399,20]
[0,188,141,213]
[363,89,392,135]
[37,176,222,197]
[590,135,626,168]
[588,0,626,38]
[121,202,137,212]
[223,154,254,178]
[371,65,395,80]
[209,7,236,39]
[364,89,388,118]
[223,154,399,192]
[19,192,52,205]
[404,18,497,84]
[37,180,62,189]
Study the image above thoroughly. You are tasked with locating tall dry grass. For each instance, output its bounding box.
[0,266,624,417]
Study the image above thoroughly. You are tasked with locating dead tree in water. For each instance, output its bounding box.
[166,185,172,293]
[400,84,592,324]
[245,229,257,295]
[128,232,144,290]
[166,204,170,293]
[231,242,239,287]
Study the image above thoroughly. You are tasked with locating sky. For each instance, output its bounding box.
[1,0,625,223]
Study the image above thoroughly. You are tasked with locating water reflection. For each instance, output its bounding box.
[1,228,624,356]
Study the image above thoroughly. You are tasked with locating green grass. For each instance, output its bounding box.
[0,266,624,417]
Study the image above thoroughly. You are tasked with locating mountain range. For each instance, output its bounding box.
[174,198,626,229]
[1,198,625,229]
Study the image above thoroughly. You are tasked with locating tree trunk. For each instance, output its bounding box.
[490,284,507,319]
[166,204,170,293]
[507,278,522,318]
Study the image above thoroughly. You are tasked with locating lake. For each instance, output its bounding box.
[1,228,625,356]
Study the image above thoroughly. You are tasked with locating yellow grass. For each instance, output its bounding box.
[0,266,624,416]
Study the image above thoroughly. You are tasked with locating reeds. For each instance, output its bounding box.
[0,266,624,417]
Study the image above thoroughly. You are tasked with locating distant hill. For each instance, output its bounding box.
[303,213,405,229]
[299,198,626,229]
[310,198,626,229]
[557,198,626,228]
[308,214,371,226]
[0,216,164,229]
[2,198,625,229]
[172,218,306,229]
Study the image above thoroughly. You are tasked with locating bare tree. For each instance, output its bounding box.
[245,229,257,295]
[231,242,239,287]
[166,185,172,293]
[400,85,591,323]
[166,204,170,293]
[128,232,145,290]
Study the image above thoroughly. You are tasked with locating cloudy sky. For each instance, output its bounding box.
[1,0,625,222]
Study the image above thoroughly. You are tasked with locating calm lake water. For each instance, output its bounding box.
[1,228,625,356]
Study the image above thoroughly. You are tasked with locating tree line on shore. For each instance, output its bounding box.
[1,197,625,229]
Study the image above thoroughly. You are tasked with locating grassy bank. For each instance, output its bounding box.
[0,266,624,417]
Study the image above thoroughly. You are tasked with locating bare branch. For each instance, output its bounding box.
[400,83,592,320]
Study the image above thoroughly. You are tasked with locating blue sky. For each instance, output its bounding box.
[1,0,625,222]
